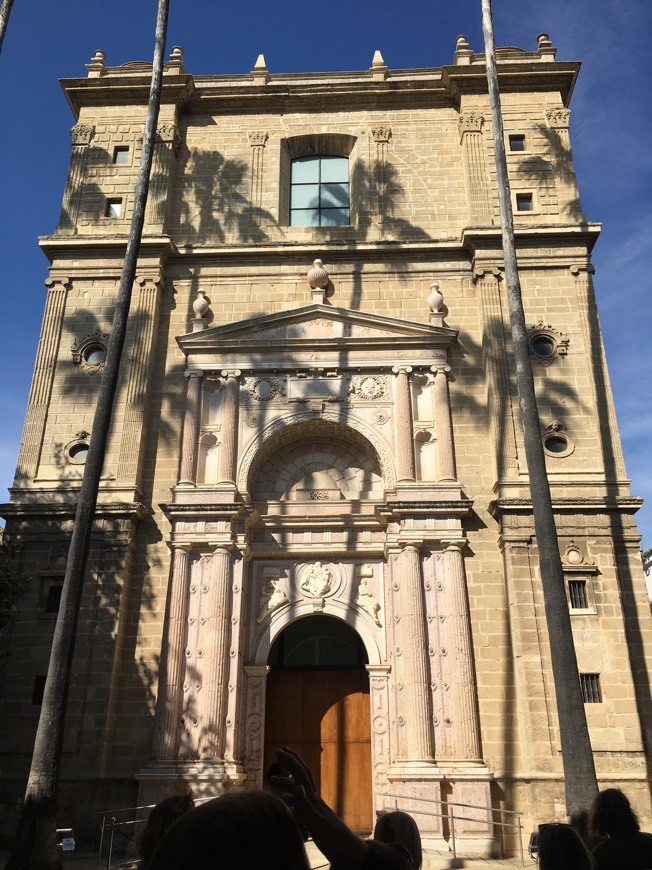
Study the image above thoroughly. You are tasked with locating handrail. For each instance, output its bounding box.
[382,791,525,867]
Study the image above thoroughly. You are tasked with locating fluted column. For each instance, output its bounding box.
[442,542,482,761]
[474,267,519,480]
[371,125,392,223]
[431,364,457,481]
[178,370,203,486]
[58,123,95,232]
[145,122,180,230]
[16,276,71,480]
[198,545,233,759]
[218,369,241,485]
[152,545,192,760]
[116,275,163,485]
[459,112,491,223]
[396,544,434,763]
[392,366,415,482]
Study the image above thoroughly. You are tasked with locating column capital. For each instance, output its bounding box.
[472,266,502,283]
[169,541,193,555]
[392,364,413,375]
[184,369,204,380]
[156,122,181,148]
[430,364,451,376]
[570,263,595,277]
[247,130,269,147]
[244,665,270,677]
[442,538,468,554]
[400,541,422,554]
[458,111,484,137]
[45,276,71,291]
[221,369,242,380]
[545,106,571,130]
[70,123,95,146]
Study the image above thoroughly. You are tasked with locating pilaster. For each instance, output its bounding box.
[58,123,95,232]
[15,276,71,481]
[116,274,164,488]
[545,107,584,220]
[145,122,181,231]
[247,130,268,227]
[459,112,491,224]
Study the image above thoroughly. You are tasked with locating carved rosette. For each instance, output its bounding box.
[349,374,388,401]
[545,107,571,130]
[243,376,286,402]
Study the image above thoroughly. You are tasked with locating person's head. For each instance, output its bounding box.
[139,792,194,864]
[373,811,422,870]
[538,823,596,870]
[148,790,310,870]
[589,788,640,838]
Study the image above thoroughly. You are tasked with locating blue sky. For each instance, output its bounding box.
[0,0,650,549]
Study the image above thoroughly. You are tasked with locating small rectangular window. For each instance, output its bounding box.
[32,675,46,705]
[580,673,602,703]
[105,198,122,218]
[569,580,588,610]
[113,146,129,165]
[509,134,526,152]
[515,193,534,212]
[45,582,63,615]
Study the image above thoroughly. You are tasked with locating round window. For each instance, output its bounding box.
[83,345,106,366]
[68,443,89,463]
[544,435,568,455]
[531,335,556,357]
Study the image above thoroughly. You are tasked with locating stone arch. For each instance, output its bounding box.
[250,602,383,667]
[239,412,396,495]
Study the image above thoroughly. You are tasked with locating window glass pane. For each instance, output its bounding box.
[291,184,320,209]
[509,134,526,152]
[320,157,349,183]
[516,193,533,212]
[320,183,349,208]
[292,157,320,183]
[290,208,320,227]
[321,208,350,227]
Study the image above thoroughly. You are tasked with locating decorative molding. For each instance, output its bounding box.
[371,126,391,143]
[349,374,388,401]
[243,376,286,402]
[458,111,484,136]
[156,123,181,148]
[247,130,269,147]
[70,123,95,146]
[545,106,571,130]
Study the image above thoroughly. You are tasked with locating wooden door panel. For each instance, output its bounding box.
[264,669,372,832]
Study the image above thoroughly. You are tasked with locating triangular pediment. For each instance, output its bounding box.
[178,304,456,355]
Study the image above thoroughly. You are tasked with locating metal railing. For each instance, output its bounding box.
[98,792,525,868]
[382,791,526,867]
[97,797,215,869]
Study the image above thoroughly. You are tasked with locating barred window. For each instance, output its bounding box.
[580,673,602,703]
[569,579,588,610]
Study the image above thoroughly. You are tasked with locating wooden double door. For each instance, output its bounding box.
[264,668,372,833]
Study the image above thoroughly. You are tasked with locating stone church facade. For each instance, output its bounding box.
[1,36,651,853]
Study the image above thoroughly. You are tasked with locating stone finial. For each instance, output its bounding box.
[307,259,332,305]
[167,46,185,74]
[86,49,106,78]
[428,282,444,326]
[537,32,556,61]
[370,50,388,82]
[454,35,473,65]
[192,289,210,331]
[251,53,270,85]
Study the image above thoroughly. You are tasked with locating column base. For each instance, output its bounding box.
[439,765,500,859]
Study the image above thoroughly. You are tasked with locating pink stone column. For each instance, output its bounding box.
[198,546,233,760]
[443,542,482,761]
[152,545,192,760]
[218,369,241,485]
[392,366,415,482]
[398,544,434,762]
[178,369,203,486]
[432,365,457,482]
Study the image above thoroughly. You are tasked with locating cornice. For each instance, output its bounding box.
[38,234,177,263]
[0,501,147,520]
[60,73,195,119]
[490,496,643,519]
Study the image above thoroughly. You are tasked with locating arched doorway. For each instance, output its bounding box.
[264,615,373,833]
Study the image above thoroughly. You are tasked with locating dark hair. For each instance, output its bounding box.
[266,761,286,782]
[589,788,640,838]
[538,823,596,870]
[373,811,422,870]
[148,790,310,870]
[139,793,194,865]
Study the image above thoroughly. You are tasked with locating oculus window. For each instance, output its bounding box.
[290,156,349,226]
